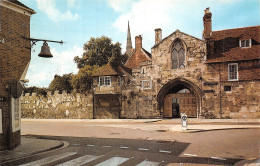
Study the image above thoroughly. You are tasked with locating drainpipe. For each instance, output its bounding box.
[219,64,222,118]
[92,79,95,119]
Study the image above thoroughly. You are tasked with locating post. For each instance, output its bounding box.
[181,113,188,131]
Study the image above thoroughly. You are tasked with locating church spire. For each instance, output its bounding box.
[126,21,133,56]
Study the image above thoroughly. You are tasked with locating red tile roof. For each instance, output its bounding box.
[124,48,151,69]
[206,26,260,63]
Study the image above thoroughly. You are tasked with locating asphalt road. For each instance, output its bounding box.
[4,136,242,166]
[16,120,259,165]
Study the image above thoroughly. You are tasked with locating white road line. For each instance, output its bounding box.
[159,150,171,154]
[102,145,111,148]
[119,146,130,149]
[184,153,198,157]
[86,144,95,147]
[136,160,160,166]
[211,157,227,160]
[20,152,77,166]
[56,155,102,166]
[138,148,149,151]
[94,157,129,166]
[72,144,80,146]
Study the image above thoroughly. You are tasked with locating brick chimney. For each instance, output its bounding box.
[135,35,142,50]
[155,28,162,45]
[203,7,212,39]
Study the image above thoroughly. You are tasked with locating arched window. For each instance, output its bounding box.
[171,39,185,69]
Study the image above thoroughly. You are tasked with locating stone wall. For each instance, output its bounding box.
[21,91,93,119]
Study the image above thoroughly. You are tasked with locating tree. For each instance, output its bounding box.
[74,36,128,68]
[49,73,73,93]
[70,65,98,93]
[23,86,48,97]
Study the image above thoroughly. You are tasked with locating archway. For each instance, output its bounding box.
[157,78,203,118]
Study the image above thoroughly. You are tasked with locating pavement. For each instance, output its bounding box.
[0,118,259,165]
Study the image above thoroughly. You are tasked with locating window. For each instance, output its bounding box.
[142,80,152,89]
[228,63,238,81]
[224,86,231,92]
[172,39,185,69]
[99,76,111,86]
[240,39,251,48]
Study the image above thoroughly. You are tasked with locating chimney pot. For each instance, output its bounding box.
[135,35,142,50]
[155,28,162,45]
[203,7,212,39]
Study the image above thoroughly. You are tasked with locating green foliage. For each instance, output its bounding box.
[74,36,128,68]
[23,86,48,97]
[49,73,73,93]
[71,65,99,93]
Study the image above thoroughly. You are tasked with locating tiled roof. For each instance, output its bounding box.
[239,68,260,81]
[7,0,35,13]
[124,48,151,69]
[206,26,260,63]
[92,63,131,76]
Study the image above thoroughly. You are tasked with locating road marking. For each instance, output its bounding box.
[94,157,129,166]
[159,150,171,154]
[102,145,111,148]
[136,160,160,166]
[184,153,198,157]
[72,144,80,146]
[86,144,95,147]
[119,146,130,149]
[20,152,77,166]
[138,148,149,151]
[211,157,227,160]
[56,154,102,166]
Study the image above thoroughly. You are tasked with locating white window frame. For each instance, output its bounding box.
[11,97,21,132]
[0,109,2,133]
[99,76,111,86]
[239,39,251,48]
[142,80,152,89]
[228,63,239,81]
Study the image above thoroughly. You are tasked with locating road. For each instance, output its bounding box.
[4,136,241,165]
[9,119,259,165]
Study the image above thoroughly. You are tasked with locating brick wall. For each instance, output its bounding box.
[0,5,31,150]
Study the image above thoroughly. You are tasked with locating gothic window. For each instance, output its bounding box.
[171,39,185,69]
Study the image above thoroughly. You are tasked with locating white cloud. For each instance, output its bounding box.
[112,0,243,52]
[26,45,83,87]
[67,0,76,7]
[107,0,133,12]
[36,0,79,22]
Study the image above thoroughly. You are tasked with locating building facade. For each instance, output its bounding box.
[93,8,259,119]
[0,0,35,150]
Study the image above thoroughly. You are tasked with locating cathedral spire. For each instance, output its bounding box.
[126,21,133,56]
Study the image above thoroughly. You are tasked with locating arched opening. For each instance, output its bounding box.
[157,78,203,118]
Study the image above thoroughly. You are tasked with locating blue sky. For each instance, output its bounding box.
[21,0,259,87]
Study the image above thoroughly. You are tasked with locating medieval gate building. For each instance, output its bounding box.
[93,8,260,119]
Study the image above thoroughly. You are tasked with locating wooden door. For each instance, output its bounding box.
[163,93,197,118]
[163,95,172,118]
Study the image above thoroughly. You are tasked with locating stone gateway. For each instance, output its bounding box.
[93,8,260,119]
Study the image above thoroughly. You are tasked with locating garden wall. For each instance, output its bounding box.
[21,91,93,119]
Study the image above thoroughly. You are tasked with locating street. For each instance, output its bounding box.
[3,136,241,165]
[2,119,259,165]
